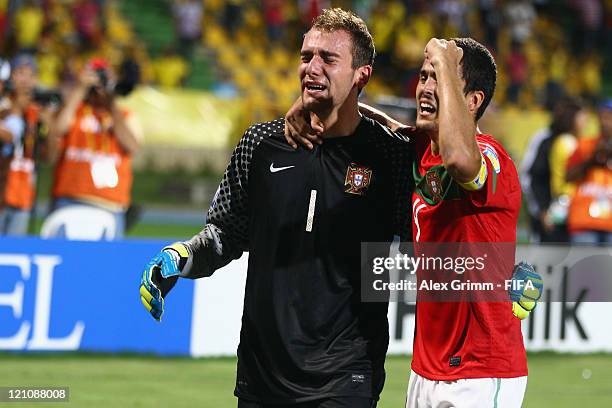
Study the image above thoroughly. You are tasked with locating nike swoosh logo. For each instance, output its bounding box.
[270,163,296,173]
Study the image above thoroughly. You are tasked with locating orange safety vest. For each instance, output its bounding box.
[567,136,612,232]
[52,104,132,208]
[3,104,39,210]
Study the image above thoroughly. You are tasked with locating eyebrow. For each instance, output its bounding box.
[320,50,341,59]
[300,49,341,58]
[420,68,436,78]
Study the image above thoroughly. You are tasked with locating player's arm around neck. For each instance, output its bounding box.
[430,40,481,184]
[358,102,409,133]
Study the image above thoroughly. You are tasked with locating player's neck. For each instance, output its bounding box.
[320,101,362,138]
[427,130,440,156]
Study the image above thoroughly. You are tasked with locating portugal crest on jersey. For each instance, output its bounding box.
[425,171,442,203]
[345,163,372,195]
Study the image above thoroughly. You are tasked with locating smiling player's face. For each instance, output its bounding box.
[415,58,440,135]
[415,57,469,141]
[299,29,359,114]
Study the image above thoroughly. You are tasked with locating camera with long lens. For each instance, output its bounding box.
[91,63,139,97]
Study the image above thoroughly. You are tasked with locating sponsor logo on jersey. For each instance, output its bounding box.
[345,163,372,195]
[269,163,296,173]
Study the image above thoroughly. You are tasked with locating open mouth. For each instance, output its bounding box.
[419,101,437,116]
[304,81,327,93]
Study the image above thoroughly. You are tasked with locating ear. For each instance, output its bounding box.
[467,90,485,119]
[355,65,372,89]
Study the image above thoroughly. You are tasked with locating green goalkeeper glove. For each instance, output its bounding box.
[509,262,543,320]
[140,242,191,321]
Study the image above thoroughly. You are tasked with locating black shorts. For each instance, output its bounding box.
[237,397,377,408]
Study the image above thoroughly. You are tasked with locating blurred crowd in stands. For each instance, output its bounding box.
[0,0,148,91]
[190,0,612,121]
[0,0,611,241]
[0,1,610,111]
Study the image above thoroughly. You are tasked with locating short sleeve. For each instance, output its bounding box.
[465,138,521,209]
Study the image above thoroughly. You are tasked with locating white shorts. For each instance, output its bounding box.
[405,370,527,408]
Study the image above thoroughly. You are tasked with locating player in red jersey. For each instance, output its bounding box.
[354,37,530,408]
[403,38,528,407]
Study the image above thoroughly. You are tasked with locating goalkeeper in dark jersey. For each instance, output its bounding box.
[139,8,413,408]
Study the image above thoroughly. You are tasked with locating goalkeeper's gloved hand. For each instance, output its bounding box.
[509,261,543,320]
[140,242,191,321]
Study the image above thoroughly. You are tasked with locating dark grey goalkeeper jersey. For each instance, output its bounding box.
[182,117,413,404]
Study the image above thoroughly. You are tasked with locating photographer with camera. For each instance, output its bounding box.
[0,55,53,236]
[47,58,141,239]
[566,98,612,244]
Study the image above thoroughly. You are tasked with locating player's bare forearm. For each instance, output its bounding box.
[429,40,480,183]
[436,61,480,182]
[358,102,408,133]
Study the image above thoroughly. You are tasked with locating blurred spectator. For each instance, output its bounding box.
[521,97,585,243]
[506,40,528,104]
[353,0,375,23]
[115,47,142,97]
[545,43,569,109]
[173,0,203,58]
[72,0,102,49]
[153,47,188,88]
[0,0,9,47]
[14,0,44,53]
[605,1,612,70]
[580,51,602,102]
[434,0,468,37]
[0,55,52,236]
[211,70,238,99]
[223,0,245,37]
[263,0,286,43]
[36,32,63,89]
[570,0,603,53]
[566,98,612,244]
[504,0,536,44]
[299,0,329,29]
[370,1,404,72]
[0,57,11,206]
[478,0,500,50]
[47,59,141,239]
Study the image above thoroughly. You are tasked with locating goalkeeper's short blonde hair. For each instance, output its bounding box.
[310,8,375,69]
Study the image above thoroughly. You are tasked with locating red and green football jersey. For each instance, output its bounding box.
[410,134,527,380]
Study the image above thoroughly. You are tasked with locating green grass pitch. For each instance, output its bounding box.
[1,353,611,407]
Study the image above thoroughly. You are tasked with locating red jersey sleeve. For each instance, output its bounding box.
[464,135,521,209]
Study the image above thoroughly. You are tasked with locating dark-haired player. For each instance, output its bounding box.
[401,37,531,408]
